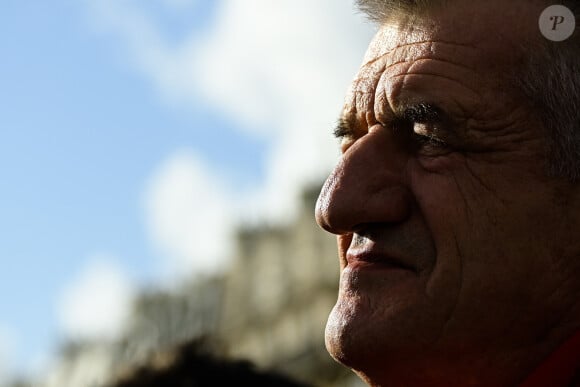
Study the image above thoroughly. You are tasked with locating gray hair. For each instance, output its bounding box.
[355,0,446,22]
[516,36,580,180]
[356,0,580,181]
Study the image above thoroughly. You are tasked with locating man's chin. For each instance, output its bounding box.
[324,297,390,370]
[324,280,449,372]
[324,302,360,367]
[325,301,434,386]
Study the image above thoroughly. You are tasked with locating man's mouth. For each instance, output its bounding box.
[346,250,417,273]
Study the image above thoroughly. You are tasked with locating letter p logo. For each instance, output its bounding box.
[540,5,575,41]
[550,15,565,30]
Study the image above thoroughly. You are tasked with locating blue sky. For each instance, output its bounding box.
[0,0,374,380]
[0,0,260,373]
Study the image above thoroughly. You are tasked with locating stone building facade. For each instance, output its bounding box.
[23,186,363,387]
[218,187,359,386]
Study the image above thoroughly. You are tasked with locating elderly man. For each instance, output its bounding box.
[315,0,580,385]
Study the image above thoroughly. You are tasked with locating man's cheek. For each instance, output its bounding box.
[414,151,466,174]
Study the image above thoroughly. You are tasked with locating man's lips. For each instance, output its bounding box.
[346,250,417,272]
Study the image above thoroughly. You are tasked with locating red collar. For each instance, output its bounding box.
[520,330,580,387]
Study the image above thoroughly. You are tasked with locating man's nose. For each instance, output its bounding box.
[315,126,413,235]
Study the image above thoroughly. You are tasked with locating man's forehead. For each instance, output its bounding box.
[348,21,486,121]
[363,21,433,65]
[341,1,545,131]
[362,1,544,66]
[362,23,480,70]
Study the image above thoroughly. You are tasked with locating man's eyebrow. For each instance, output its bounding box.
[333,103,448,139]
[333,117,356,138]
[398,102,442,123]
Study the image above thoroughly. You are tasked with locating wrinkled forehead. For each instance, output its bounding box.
[343,2,547,125]
[362,22,481,74]
[362,1,543,68]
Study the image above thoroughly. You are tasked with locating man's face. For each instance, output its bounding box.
[316,1,580,383]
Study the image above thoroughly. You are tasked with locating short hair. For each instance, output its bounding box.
[356,0,580,181]
[355,0,446,22]
[516,31,580,180]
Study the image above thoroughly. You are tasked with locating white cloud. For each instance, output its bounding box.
[190,0,376,221]
[142,150,234,278]
[0,326,16,383]
[82,0,375,250]
[57,256,135,341]
[193,0,375,135]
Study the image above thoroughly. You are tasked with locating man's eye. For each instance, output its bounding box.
[391,118,449,154]
[394,103,453,154]
[412,122,448,149]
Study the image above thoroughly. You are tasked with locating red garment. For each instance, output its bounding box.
[520,330,580,387]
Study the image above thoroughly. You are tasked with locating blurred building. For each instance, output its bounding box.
[22,186,363,387]
[219,186,356,386]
